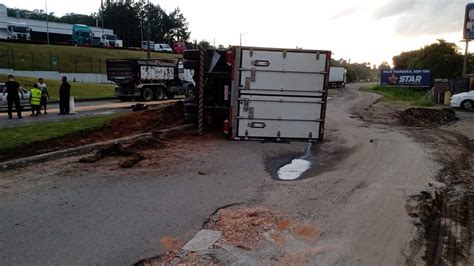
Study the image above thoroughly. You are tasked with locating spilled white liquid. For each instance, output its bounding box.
[277,159,311,180]
[277,143,313,181]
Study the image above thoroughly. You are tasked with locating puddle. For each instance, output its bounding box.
[277,143,312,181]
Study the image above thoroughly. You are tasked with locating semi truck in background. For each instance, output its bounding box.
[100,33,123,48]
[6,23,31,40]
[72,24,93,45]
[329,67,347,88]
[107,58,195,102]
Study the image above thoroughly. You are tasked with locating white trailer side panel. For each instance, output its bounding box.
[233,47,330,141]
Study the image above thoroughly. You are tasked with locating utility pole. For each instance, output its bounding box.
[101,1,105,49]
[239,32,247,47]
[463,39,470,78]
[147,0,151,59]
[45,0,50,45]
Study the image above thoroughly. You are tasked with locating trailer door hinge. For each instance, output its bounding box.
[283,50,287,59]
[245,77,251,89]
[316,52,321,60]
[250,68,257,82]
[243,98,250,112]
[248,107,254,119]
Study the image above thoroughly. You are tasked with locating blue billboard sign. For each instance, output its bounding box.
[465,3,474,40]
[380,70,432,87]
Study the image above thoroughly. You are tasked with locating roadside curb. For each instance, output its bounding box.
[48,97,117,104]
[0,124,194,171]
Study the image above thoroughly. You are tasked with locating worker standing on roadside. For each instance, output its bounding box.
[3,74,22,119]
[58,76,71,115]
[30,84,42,116]
[37,78,49,114]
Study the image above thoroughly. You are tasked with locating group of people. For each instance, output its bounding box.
[3,75,72,119]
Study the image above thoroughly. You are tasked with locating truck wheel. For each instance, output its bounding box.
[461,100,474,111]
[166,92,175,99]
[185,86,195,99]
[183,49,200,60]
[141,87,154,102]
[183,60,199,70]
[154,87,166,100]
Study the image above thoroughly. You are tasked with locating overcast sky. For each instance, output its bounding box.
[1,0,469,66]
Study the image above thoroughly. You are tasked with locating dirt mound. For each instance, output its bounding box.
[398,108,458,127]
[205,207,283,249]
[0,102,184,161]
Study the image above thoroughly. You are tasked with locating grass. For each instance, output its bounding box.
[0,42,181,74]
[0,74,115,101]
[0,114,118,153]
[363,85,435,107]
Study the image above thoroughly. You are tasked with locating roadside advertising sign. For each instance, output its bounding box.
[464,3,474,40]
[380,70,432,87]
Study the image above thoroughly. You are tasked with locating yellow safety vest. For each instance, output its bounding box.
[31,88,42,105]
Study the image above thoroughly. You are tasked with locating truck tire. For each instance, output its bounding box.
[183,49,200,60]
[154,87,166,100]
[183,60,199,70]
[141,87,154,102]
[166,92,175,99]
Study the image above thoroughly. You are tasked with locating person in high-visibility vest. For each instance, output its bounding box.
[30,84,42,117]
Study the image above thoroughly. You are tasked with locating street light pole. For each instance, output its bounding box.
[147,0,151,59]
[463,39,470,78]
[239,32,247,47]
[45,0,50,45]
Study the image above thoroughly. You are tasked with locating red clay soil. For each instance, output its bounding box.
[0,102,185,161]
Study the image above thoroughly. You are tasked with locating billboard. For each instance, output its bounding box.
[380,70,432,87]
[464,3,474,40]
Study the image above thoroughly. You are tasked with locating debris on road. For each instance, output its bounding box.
[79,143,145,168]
[398,108,458,127]
[136,207,322,265]
[205,207,283,249]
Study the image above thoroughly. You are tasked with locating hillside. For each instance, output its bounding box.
[0,42,181,74]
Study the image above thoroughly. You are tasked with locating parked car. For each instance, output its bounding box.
[451,91,474,110]
[0,83,31,112]
[154,43,173,52]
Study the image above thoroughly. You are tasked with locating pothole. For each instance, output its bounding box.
[276,143,313,181]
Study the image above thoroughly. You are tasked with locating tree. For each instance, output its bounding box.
[392,39,469,79]
[198,40,215,49]
[378,62,391,72]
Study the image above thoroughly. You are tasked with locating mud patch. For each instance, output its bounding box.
[266,138,353,181]
[79,143,145,168]
[398,108,458,128]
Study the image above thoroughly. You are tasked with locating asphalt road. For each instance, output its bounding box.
[0,84,460,265]
[0,99,178,128]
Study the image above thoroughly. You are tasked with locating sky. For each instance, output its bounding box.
[1,0,469,66]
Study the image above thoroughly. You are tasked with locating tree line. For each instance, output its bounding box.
[331,59,379,83]
[7,0,191,48]
[375,40,473,80]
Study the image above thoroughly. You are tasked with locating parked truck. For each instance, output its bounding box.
[72,24,93,45]
[329,67,347,88]
[107,58,195,102]
[100,34,123,48]
[7,23,31,41]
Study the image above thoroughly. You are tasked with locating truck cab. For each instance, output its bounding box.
[101,34,123,48]
[7,24,31,41]
[173,42,186,54]
[142,41,155,51]
[72,24,93,45]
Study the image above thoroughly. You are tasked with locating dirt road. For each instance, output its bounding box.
[0,84,471,265]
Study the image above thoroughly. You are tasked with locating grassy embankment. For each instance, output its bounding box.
[0,74,114,101]
[0,42,180,73]
[0,114,118,154]
[363,85,434,107]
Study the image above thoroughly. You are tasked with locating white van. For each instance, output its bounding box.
[154,43,173,52]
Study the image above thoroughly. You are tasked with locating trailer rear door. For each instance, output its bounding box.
[231,47,330,141]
